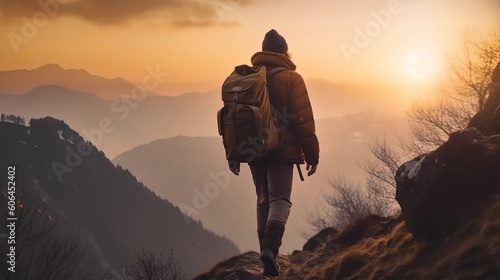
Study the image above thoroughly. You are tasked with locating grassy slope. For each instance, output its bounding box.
[194,202,500,280]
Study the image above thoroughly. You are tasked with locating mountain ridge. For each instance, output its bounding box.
[0,117,239,279]
[0,64,156,100]
[0,85,222,158]
[0,64,407,115]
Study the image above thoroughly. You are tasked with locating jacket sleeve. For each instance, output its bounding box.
[287,73,319,165]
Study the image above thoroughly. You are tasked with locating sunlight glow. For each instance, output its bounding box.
[405,50,438,80]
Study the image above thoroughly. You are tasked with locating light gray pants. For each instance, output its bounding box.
[249,160,293,232]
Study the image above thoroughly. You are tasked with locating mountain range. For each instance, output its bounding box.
[0,64,407,159]
[0,83,220,158]
[0,64,157,100]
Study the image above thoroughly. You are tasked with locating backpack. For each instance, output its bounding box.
[217,65,286,163]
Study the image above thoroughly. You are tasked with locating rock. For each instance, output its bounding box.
[492,60,500,83]
[302,227,338,252]
[395,128,500,241]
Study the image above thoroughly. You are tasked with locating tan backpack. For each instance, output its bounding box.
[217,65,286,163]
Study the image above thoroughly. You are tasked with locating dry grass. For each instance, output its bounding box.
[194,203,500,280]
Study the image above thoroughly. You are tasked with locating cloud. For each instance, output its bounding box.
[0,0,254,27]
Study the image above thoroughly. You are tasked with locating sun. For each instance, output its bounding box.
[405,50,438,81]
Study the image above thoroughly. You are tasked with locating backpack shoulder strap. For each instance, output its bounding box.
[266,67,287,105]
[267,66,287,78]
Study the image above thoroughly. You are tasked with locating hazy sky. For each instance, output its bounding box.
[1,0,498,96]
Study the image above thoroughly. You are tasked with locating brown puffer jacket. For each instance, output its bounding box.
[251,51,319,165]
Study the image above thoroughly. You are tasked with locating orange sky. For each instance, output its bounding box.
[0,0,498,98]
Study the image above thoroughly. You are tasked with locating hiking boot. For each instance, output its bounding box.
[260,249,280,276]
[261,220,285,256]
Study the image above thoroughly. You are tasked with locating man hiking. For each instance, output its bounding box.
[228,29,320,277]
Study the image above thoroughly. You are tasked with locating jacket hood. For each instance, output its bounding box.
[251,51,297,71]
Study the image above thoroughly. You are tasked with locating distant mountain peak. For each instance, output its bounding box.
[36,63,65,71]
[25,84,96,97]
[0,64,158,99]
[31,84,71,90]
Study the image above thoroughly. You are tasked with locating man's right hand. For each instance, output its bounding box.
[228,160,240,175]
[306,164,317,176]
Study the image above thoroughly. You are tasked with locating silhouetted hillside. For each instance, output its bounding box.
[0,118,239,279]
[113,136,227,203]
[194,206,500,279]
[113,136,256,254]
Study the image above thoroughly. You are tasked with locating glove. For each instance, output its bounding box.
[228,160,240,175]
[306,164,317,176]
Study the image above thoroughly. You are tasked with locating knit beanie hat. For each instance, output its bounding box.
[262,29,288,54]
[492,60,500,82]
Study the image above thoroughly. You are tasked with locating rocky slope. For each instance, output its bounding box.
[194,206,500,279]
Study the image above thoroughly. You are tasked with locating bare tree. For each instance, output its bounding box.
[306,176,398,233]
[306,24,500,233]
[125,249,183,280]
[361,137,411,210]
[0,192,86,280]
[408,26,500,150]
